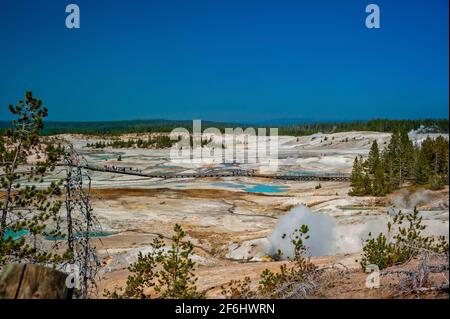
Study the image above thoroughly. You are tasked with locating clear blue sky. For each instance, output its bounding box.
[0,0,448,122]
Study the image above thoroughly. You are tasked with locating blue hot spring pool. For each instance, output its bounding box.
[2,229,29,240]
[45,230,116,241]
[211,182,288,193]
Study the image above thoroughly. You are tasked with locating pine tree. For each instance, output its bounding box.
[371,162,386,196]
[104,224,204,299]
[383,130,414,189]
[398,130,414,181]
[431,136,449,184]
[363,170,372,195]
[0,92,64,265]
[429,173,445,190]
[381,149,393,193]
[367,140,380,174]
[414,147,430,184]
[349,156,367,196]
[348,129,449,197]
[385,131,401,189]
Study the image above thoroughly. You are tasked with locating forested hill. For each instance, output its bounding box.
[0,119,244,135]
[0,118,448,136]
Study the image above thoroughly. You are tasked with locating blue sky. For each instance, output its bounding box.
[0,0,448,122]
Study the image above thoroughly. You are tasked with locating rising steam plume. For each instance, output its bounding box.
[268,205,335,258]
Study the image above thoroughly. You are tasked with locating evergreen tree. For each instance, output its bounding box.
[104,224,204,299]
[429,173,445,190]
[0,92,64,265]
[430,136,449,183]
[385,131,401,189]
[349,156,367,196]
[414,147,430,184]
[362,170,372,195]
[381,149,394,193]
[346,130,448,197]
[371,162,386,196]
[367,140,380,174]
[398,130,414,181]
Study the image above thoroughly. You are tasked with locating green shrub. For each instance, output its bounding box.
[359,207,448,270]
[221,225,317,298]
[429,173,445,190]
[104,224,204,299]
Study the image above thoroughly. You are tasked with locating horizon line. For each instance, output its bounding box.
[1,117,449,125]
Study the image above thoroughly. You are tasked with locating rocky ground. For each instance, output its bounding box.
[33,131,450,298]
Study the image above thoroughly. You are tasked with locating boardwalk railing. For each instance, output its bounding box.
[1,162,351,182]
[77,164,351,182]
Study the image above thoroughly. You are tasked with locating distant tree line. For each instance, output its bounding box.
[350,131,449,196]
[86,136,180,149]
[86,136,224,150]
[278,119,449,136]
[1,118,448,136]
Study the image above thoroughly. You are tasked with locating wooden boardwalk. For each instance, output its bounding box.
[79,164,351,182]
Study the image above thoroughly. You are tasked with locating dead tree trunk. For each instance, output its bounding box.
[64,154,75,255]
[59,145,100,298]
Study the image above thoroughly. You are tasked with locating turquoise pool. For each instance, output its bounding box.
[2,227,116,242]
[159,164,179,169]
[3,229,29,240]
[45,230,116,241]
[211,182,288,193]
[244,184,289,193]
[211,182,245,189]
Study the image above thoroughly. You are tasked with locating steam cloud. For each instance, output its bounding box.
[267,205,388,258]
[391,189,433,210]
[267,195,447,259]
[268,205,335,258]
